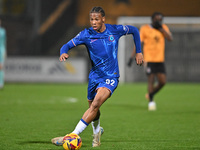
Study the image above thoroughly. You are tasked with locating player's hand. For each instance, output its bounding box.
[153,21,162,30]
[59,53,69,62]
[127,58,133,67]
[135,53,143,66]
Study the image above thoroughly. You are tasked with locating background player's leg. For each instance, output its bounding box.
[147,74,157,110]
[149,73,166,98]
[147,74,155,101]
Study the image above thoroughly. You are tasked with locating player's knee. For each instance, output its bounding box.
[91,101,100,111]
[160,80,166,87]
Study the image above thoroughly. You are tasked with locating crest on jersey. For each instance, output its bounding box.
[108,35,115,42]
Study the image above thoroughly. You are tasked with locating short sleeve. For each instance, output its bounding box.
[139,26,145,42]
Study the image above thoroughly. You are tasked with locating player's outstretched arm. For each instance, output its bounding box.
[59,53,69,62]
[126,25,143,66]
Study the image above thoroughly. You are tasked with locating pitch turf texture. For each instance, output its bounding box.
[0,83,200,150]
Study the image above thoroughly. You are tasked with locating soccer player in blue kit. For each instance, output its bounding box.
[52,6,143,147]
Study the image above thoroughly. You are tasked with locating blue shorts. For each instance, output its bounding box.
[87,77,119,101]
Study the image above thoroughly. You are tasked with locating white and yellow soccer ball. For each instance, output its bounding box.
[62,133,82,150]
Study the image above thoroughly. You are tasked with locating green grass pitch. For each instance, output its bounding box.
[0,83,200,150]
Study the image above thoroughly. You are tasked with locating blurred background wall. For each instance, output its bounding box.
[0,0,200,82]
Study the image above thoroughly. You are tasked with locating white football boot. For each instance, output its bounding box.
[92,127,104,147]
[51,136,64,146]
[148,101,156,111]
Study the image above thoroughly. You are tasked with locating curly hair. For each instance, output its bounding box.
[90,6,105,17]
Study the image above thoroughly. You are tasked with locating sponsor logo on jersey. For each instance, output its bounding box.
[90,39,97,43]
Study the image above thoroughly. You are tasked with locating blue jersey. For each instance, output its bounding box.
[60,24,141,79]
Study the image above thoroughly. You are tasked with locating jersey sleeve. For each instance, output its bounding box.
[117,25,142,53]
[60,30,85,56]
[139,26,145,42]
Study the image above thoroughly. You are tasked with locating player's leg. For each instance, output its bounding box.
[145,62,155,101]
[149,63,166,100]
[147,63,166,110]
[69,87,109,147]
[148,73,166,109]
[83,87,110,123]
[72,87,110,134]
[89,101,102,135]
[147,73,155,101]
[52,78,117,146]
[51,101,102,146]
[81,78,118,147]
[151,73,166,96]
[51,100,100,146]
[88,93,105,147]
[146,73,157,110]
[145,62,156,110]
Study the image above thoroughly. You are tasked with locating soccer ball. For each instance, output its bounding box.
[62,133,82,150]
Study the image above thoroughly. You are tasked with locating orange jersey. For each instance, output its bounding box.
[140,24,171,62]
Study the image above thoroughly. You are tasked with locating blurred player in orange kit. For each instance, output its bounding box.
[128,12,173,110]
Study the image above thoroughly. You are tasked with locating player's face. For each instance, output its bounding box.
[153,15,163,25]
[90,13,105,33]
